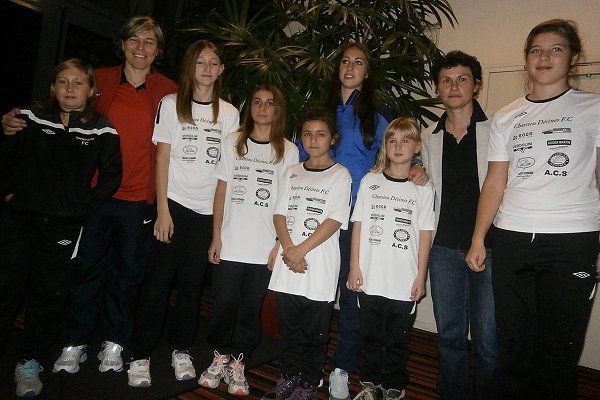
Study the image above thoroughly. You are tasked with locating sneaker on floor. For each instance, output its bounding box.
[289,380,317,400]
[98,341,123,372]
[384,388,405,400]
[53,345,87,373]
[172,350,196,381]
[329,368,350,400]
[127,359,151,387]
[225,353,249,395]
[15,359,43,397]
[353,382,384,400]
[262,374,300,400]
[198,350,229,388]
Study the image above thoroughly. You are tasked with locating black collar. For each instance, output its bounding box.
[432,99,487,134]
[119,65,148,91]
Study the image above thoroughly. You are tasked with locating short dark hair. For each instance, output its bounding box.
[300,105,339,144]
[432,50,483,90]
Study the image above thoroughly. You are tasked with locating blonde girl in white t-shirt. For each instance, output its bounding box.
[348,117,434,400]
[199,84,299,396]
[127,40,239,387]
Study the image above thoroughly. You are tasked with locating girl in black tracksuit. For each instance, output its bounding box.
[0,58,121,397]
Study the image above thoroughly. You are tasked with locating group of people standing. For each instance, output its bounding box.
[0,13,597,400]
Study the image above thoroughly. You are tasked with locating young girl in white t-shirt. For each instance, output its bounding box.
[127,40,239,387]
[264,106,351,400]
[198,84,298,395]
[348,117,435,400]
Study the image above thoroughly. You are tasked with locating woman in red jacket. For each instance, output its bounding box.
[2,16,177,378]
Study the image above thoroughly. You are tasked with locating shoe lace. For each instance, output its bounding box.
[174,351,193,366]
[230,354,245,382]
[207,350,227,374]
[130,359,149,371]
[355,383,378,400]
[273,376,296,395]
[61,346,83,360]
[231,364,245,381]
[20,360,43,379]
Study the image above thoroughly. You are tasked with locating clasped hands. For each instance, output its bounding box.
[281,244,308,273]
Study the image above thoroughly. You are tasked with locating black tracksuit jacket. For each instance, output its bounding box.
[0,106,122,220]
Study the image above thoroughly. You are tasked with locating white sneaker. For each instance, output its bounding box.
[198,350,229,388]
[98,341,123,372]
[329,368,351,400]
[385,388,406,400]
[127,359,151,387]
[53,345,87,373]
[15,359,43,397]
[172,350,196,381]
[225,353,249,395]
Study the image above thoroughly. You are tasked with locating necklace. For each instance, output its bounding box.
[129,80,144,88]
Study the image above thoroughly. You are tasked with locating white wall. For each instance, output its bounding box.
[414,0,600,370]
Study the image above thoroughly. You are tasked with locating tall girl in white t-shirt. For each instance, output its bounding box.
[127,40,239,387]
[198,84,299,395]
[466,19,600,400]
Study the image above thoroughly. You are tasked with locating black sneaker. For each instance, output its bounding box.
[288,380,317,400]
[262,374,300,400]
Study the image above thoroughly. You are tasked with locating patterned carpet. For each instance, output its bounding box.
[174,298,600,400]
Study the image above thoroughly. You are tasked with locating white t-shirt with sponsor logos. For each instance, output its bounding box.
[268,162,352,301]
[488,89,600,233]
[351,172,435,301]
[216,132,299,264]
[152,94,239,214]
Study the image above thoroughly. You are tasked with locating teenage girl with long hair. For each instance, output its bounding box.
[325,42,428,400]
[126,39,239,387]
[199,84,299,396]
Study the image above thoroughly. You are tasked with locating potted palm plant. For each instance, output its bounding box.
[171,0,456,136]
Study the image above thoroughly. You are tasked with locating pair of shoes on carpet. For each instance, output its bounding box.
[263,375,318,400]
[199,350,250,395]
[329,369,405,400]
[127,350,196,387]
[53,341,124,373]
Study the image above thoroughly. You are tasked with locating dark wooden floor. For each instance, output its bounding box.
[172,298,600,400]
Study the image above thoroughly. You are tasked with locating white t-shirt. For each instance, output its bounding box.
[488,89,600,233]
[351,172,435,301]
[268,162,352,301]
[152,94,239,214]
[216,133,299,264]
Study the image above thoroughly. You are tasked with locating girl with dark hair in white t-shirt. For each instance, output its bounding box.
[466,19,600,400]
[265,106,351,400]
[199,84,298,396]
[126,40,239,388]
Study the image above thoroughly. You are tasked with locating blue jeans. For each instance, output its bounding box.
[330,220,360,373]
[429,245,499,400]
